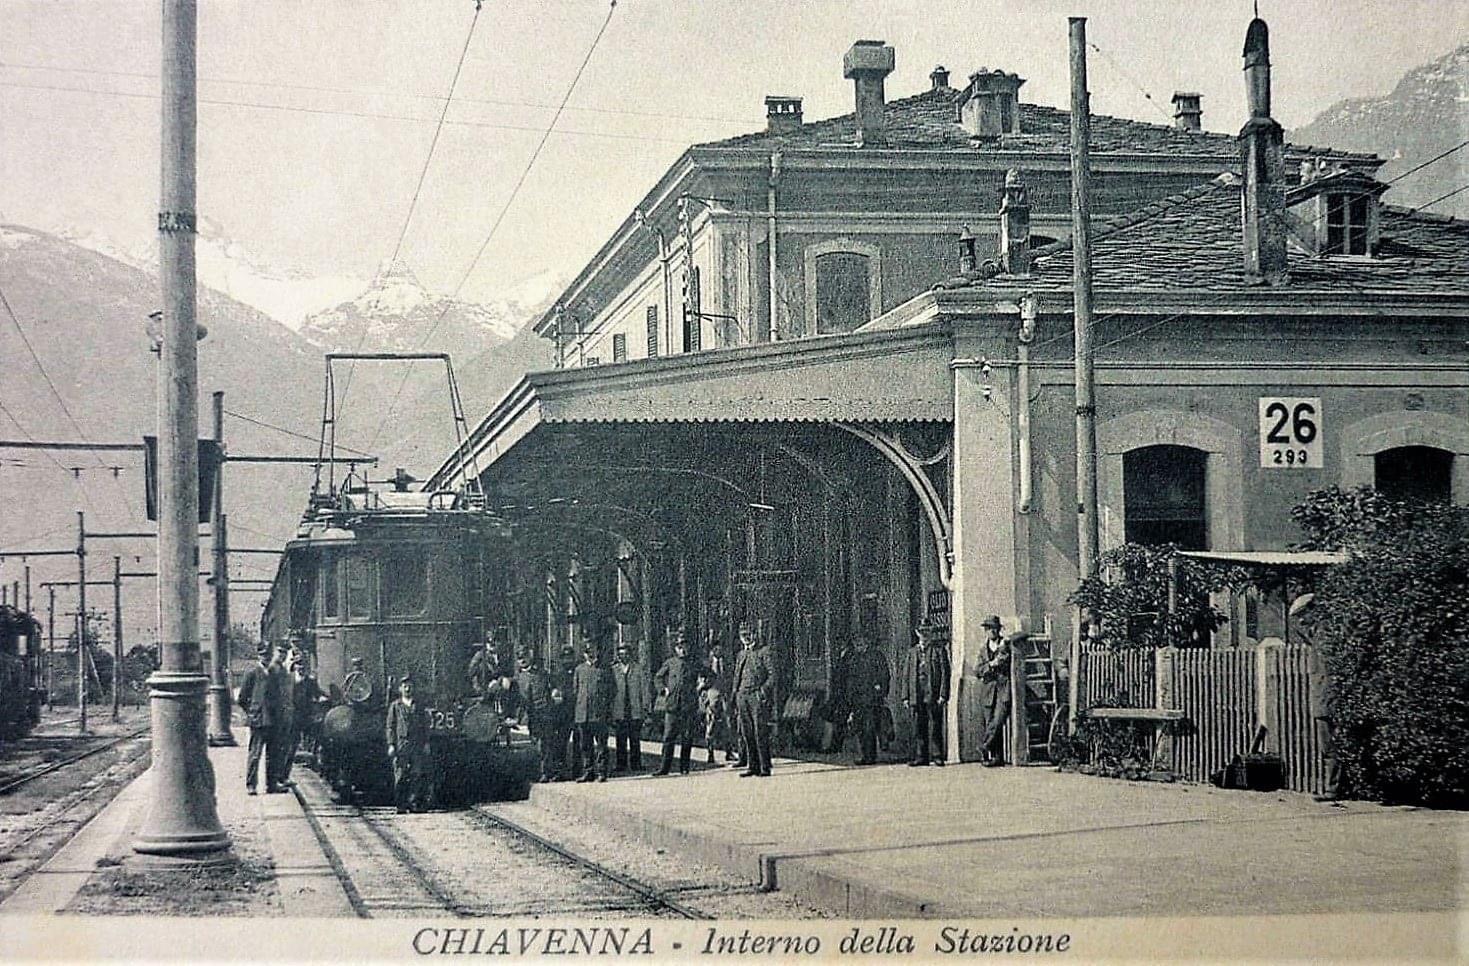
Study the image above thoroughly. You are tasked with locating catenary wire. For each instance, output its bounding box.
[223,408,373,457]
[361,0,620,456]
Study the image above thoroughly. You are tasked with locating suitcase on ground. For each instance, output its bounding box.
[1216,725,1284,791]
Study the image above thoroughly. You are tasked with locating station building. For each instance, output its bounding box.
[429,24,1469,761]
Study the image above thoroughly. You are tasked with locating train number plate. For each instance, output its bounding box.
[428,708,460,732]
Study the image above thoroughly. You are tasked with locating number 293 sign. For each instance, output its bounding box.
[1259,397,1322,468]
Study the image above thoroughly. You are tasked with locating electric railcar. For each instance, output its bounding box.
[260,473,537,805]
[0,604,44,741]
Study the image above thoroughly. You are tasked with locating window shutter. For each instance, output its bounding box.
[646,305,659,358]
[612,333,627,362]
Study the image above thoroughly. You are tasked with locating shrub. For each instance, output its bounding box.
[1292,487,1469,807]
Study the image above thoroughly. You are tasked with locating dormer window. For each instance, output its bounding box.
[1325,193,1371,256]
[1285,162,1386,258]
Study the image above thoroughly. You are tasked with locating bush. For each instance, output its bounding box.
[1069,543,1255,650]
[1292,487,1469,807]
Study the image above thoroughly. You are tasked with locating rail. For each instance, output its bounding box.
[0,728,150,796]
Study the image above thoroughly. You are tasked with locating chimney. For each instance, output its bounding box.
[958,69,1026,138]
[957,226,977,274]
[999,169,1031,275]
[843,40,895,146]
[765,96,803,135]
[1171,91,1202,131]
[930,65,950,90]
[1239,18,1288,285]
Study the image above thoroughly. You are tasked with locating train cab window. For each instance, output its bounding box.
[344,555,375,620]
[322,557,340,618]
[382,551,428,617]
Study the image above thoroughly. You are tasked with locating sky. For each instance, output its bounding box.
[1,0,1465,322]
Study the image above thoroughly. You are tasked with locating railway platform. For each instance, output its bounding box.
[528,748,1466,921]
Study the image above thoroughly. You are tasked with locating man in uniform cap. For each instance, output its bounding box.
[236,641,285,795]
[974,616,1012,766]
[609,641,650,773]
[652,629,698,775]
[847,633,891,765]
[386,673,434,811]
[899,621,951,766]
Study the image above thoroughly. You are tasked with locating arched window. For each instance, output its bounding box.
[1375,446,1453,503]
[1123,445,1207,549]
[813,252,871,333]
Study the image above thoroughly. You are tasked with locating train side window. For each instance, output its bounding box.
[322,557,340,618]
[345,555,375,620]
[382,551,428,617]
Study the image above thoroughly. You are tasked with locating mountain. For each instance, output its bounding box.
[0,224,326,631]
[1290,43,1469,218]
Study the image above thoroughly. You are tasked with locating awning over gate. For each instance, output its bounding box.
[432,326,953,488]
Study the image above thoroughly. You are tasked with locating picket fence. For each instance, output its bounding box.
[1077,643,1326,794]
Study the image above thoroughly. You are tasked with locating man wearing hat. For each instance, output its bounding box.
[847,633,891,765]
[975,616,1012,766]
[267,641,296,790]
[898,622,951,766]
[236,641,286,795]
[515,651,555,782]
[609,641,650,773]
[571,644,613,781]
[386,674,434,811]
[652,629,699,776]
[731,622,774,777]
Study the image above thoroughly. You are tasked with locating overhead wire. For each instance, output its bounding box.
[339,1,485,413]
[223,408,373,457]
[0,284,148,559]
[362,0,620,457]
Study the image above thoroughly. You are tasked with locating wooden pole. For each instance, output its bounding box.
[133,0,228,856]
[113,556,122,721]
[77,511,87,732]
[1068,18,1100,733]
[46,586,55,710]
[207,391,235,745]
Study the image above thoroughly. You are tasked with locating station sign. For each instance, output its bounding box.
[1258,397,1322,469]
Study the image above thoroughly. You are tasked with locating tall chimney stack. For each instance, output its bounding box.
[930,65,950,90]
[765,96,803,135]
[999,169,1031,275]
[1239,18,1288,285]
[1171,91,1202,131]
[844,40,895,146]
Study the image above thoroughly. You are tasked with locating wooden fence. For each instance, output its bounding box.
[1077,643,1325,794]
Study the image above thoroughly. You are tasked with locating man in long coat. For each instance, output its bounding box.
[515,651,556,782]
[975,616,1012,766]
[732,622,774,777]
[385,674,435,812]
[267,642,295,789]
[652,630,698,775]
[847,634,891,765]
[237,641,285,795]
[571,645,613,782]
[609,641,650,773]
[898,622,951,766]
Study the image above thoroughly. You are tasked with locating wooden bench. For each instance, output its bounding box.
[1078,707,1184,770]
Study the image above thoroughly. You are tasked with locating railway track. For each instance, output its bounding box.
[0,729,149,796]
[292,772,709,919]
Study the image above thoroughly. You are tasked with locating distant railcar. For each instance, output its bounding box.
[261,481,535,806]
[0,604,44,741]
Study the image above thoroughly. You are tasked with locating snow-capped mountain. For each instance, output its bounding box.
[1291,43,1469,218]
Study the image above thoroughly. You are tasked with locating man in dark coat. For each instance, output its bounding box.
[898,622,951,766]
[515,651,556,782]
[571,645,613,782]
[609,642,649,773]
[550,644,580,779]
[651,630,698,775]
[701,642,736,765]
[266,642,295,789]
[975,616,1013,766]
[732,622,774,777]
[1308,643,1344,802]
[385,674,434,812]
[286,653,326,776]
[847,634,891,765]
[467,637,496,697]
[237,641,285,795]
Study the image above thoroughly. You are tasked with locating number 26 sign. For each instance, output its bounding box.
[1259,397,1322,468]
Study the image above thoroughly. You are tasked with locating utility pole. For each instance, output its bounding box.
[1069,17,1100,729]
[207,391,234,745]
[113,555,123,722]
[77,511,88,733]
[133,0,229,857]
[46,586,55,710]
[23,564,30,615]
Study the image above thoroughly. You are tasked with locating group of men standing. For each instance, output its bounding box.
[238,640,325,796]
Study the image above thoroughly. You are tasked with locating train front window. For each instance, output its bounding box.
[345,554,375,620]
[383,551,428,617]
[322,557,340,618]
